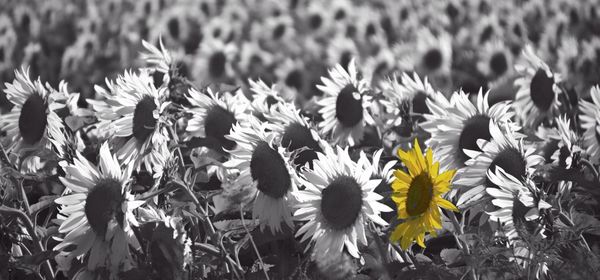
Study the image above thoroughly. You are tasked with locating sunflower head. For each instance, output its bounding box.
[390,139,458,250]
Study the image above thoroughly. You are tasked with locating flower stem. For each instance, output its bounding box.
[240,205,270,280]
[449,211,478,280]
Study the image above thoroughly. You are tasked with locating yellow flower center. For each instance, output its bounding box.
[406,172,434,217]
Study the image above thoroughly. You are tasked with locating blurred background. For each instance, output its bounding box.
[0,0,599,113]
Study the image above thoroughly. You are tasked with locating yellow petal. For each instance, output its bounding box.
[413,140,426,171]
[436,197,459,212]
[394,170,413,184]
[435,169,456,184]
[426,148,433,167]
[416,233,426,248]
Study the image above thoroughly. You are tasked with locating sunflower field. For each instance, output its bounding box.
[1,0,600,279]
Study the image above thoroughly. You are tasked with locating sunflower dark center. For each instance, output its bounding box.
[412,91,430,115]
[85,179,124,236]
[208,51,226,78]
[281,122,321,168]
[335,84,363,127]
[21,14,31,33]
[204,105,237,150]
[423,49,443,71]
[334,9,346,20]
[167,18,180,40]
[458,115,491,164]
[285,69,303,90]
[446,3,459,18]
[19,94,47,145]
[184,27,202,54]
[530,68,555,112]
[321,175,363,230]
[250,141,291,198]
[486,147,527,188]
[479,25,494,44]
[213,28,221,39]
[365,23,376,37]
[490,52,508,76]
[513,24,522,37]
[406,172,434,216]
[132,95,157,142]
[374,62,388,76]
[400,8,409,21]
[273,23,286,39]
[309,14,322,30]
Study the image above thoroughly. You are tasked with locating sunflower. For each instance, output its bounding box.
[140,38,173,80]
[379,72,445,134]
[248,79,288,118]
[422,89,516,172]
[326,35,359,70]
[302,1,333,38]
[316,59,375,146]
[237,40,273,79]
[264,101,324,169]
[88,69,170,174]
[252,14,296,48]
[191,38,237,85]
[201,17,236,44]
[0,67,66,164]
[514,45,562,128]
[224,116,300,233]
[413,28,453,76]
[11,3,40,39]
[549,115,582,169]
[477,39,515,83]
[471,14,504,46]
[579,85,600,163]
[485,164,551,276]
[149,5,190,48]
[454,122,544,208]
[486,166,551,244]
[293,143,391,259]
[362,35,397,84]
[329,0,354,23]
[274,58,307,102]
[389,139,458,250]
[352,6,383,43]
[185,87,249,152]
[53,143,144,278]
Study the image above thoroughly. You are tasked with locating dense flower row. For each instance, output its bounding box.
[1,0,600,279]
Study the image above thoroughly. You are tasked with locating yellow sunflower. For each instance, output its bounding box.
[390,139,458,250]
